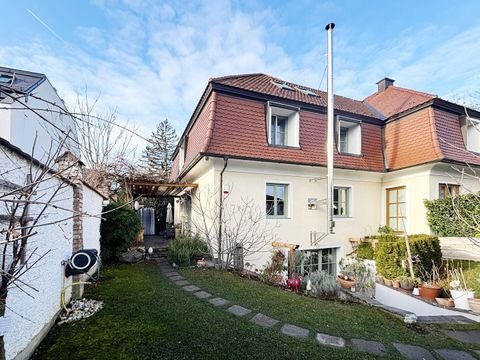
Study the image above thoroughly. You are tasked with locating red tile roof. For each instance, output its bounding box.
[212,73,380,119]
[364,85,437,118]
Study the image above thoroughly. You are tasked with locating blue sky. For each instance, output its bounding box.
[2,0,480,147]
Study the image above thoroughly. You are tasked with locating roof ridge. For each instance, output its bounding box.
[210,73,267,82]
[388,85,437,99]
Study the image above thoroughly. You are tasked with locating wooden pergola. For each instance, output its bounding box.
[127,178,197,197]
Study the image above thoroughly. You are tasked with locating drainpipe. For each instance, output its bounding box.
[218,157,229,267]
[326,23,336,234]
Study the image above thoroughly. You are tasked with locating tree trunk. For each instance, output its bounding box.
[0,286,8,360]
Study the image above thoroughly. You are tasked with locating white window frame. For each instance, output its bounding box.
[333,186,351,218]
[265,182,291,219]
[266,102,300,148]
[465,117,480,154]
[336,116,362,155]
[179,139,185,170]
[297,247,338,275]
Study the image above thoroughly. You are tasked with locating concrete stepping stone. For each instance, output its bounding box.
[169,275,184,281]
[315,333,346,348]
[165,272,180,277]
[280,324,309,338]
[441,330,480,344]
[393,343,434,360]
[435,349,476,360]
[182,285,201,292]
[226,305,252,317]
[209,297,230,307]
[174,280,190,286]
[351,339,387,356]
[250,313,278,328]
[193,291,212,299]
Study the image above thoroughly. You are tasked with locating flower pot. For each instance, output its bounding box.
[376,275,384,285]
[468,298,480,314]
[435,297,454,307]
[392,280,401,289]
[337,276,356,289]
[383,278,393,287]
[450,289,475,310]
[400,281,414,291]
[418,284,442,300]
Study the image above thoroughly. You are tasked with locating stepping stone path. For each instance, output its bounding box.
[175,280,190,286]
[209,297,230,307]
[393,343,435,360]
[250,313,278,328]
[157,262,479,359]
[280,324,309,338]
[441,330,480,344]
[193,291,212,299]
[351,339,387,356]
[435,349,476,360]
[182,285,201,292]
[226,305,252,317]
[315,333,345,348]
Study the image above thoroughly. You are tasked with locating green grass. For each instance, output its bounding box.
[445,260,480,293]
[34,262,394,360]
[180,268,480,353]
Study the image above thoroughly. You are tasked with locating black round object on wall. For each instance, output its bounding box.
[65,249,98,277]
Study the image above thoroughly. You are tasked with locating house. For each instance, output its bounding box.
[170,73,480,275]
[0,66,105,360]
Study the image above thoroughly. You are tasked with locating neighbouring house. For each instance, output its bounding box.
[0,66,105,360]
[170,73,480,274]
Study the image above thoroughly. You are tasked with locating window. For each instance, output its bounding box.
[266,183,288,217]
[333,187,350,217]
[439,183,460,199]
[266,102,300,147]
[179,140,185,170]
[337,117,361,155]
[297,248,337,275]
[466,118,480,153]
[270,115,287,146]
[387,186,406,232]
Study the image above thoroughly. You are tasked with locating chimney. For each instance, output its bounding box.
[376,77,395,92]
[55,150,84,183]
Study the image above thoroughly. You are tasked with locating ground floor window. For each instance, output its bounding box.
[266,183,288,217]
[439,183,460,199]
[386,186,406,232]
[297,248,337,275]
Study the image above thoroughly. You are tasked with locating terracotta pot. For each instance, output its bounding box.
[392,280,401,289]
[468,298,480,314]
[400,281,414,290]
[435,297,454,307]
[337,276,356,289]
[419,284,442,300]
[375,275,384,285]
[383,278,393,287]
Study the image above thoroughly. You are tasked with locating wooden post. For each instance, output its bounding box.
[272,242,299,278]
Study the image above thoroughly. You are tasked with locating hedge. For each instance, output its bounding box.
[357,242,374,260]
[168,233,209,267]
[424,194,480,237]
[375,234,442,281]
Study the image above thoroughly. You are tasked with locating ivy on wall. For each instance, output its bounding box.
[424,194,480,237]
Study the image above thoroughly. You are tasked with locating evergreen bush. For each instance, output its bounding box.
[357,242,374,260]
[168,233,209,267]
[100,200,142,261]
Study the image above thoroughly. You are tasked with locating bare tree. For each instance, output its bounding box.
[188,186,278,269]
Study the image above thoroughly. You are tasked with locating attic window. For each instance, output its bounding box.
[337,117,362,155]
[296,87,318,97]
[272,79,294,91]
[0,75,12,84]
[266,102,300,147]
[465,117,480,153]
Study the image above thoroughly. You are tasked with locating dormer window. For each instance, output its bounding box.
[337,117,361,155]
[266,102,300,147]
[179,139,186,170]
[465,117,480,153]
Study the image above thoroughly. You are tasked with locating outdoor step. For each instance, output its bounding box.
[351,339,387,357]
[280,324,309,338]
[393,343,435,360]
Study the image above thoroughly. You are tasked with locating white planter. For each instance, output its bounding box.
[450,289,475,310]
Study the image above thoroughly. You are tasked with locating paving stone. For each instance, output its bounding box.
[315,333,346,348]
[250,313,279,328]
[174,280,190,286]
[393,343,435,360]
[160,267,173,272]
[351,339,387,356]
[193,291,212,299]
[165,272,180,277]
[209,297,230,307]
[169,275,185,281]
[280,324,309,338]
[441,330,480,344]
[226,305,252,317]
[417,316,475,324]
[435,349,476,360]
[182,285,201,292]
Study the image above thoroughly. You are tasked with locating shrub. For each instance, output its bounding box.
[424,194,480,237]
[339,258,375,293]
[375,234,442,281]
[357,242,374,260]
[261,250,286,283]
[307,271,339,298]
[100,199,142,261]
[168,233,209,267]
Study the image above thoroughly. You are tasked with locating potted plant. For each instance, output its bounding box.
[398,276,416,291]
[383,278,393,287]
[435,297,454,307]
[337,258,374,294]
[419,262,442,300]
[392,278,401,288]
[449,268,475,310]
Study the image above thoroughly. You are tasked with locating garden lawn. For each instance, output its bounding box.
[180,268,480,353]
[34,262,389,360]
[446,260,480,294]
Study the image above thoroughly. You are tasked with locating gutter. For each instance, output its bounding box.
[217,157,229,266]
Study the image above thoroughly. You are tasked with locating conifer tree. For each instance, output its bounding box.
[142,119,178,178]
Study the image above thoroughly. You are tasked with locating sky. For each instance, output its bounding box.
[2,0,480,149]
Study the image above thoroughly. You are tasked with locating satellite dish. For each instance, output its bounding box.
[65,249,98,277]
